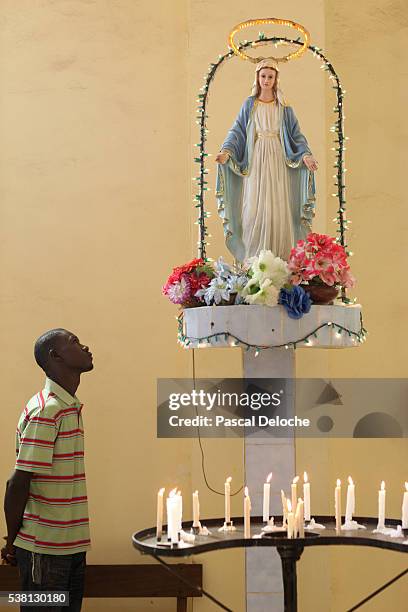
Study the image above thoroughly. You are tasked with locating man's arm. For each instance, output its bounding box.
[1,470,32,564]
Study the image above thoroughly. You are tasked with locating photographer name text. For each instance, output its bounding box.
[168,415,310,428]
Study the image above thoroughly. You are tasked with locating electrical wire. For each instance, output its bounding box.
[192,349,243,497]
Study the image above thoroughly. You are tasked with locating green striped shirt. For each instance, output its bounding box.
[14,378,90,554]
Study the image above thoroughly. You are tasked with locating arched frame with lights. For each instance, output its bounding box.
[193,35,350,302]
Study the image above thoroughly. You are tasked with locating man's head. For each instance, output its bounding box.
[34,329,93,378]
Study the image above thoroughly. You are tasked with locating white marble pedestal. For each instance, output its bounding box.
[244,348,295,612]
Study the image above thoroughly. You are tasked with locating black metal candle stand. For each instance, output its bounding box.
[132,515,407,612]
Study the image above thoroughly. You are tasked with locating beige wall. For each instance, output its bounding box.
[0,1,406,611]
[297,1,408,611]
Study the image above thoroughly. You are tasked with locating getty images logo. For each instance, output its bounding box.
[168,389,283,411]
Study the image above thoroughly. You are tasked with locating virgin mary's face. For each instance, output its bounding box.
[258,68,277,91]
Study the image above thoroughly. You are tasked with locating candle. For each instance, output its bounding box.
[291,476,299,512]
[244,486,251,538]
[303,472,311,522]
[281,490,288,526]
[345,476,355,523]
[378,481,386,529]
[287,499,294,539]
[176,491,183,533]
[192,490,200,527]
[156,487,165,540]
[166,488,179,544]
[402,482,408,529]
[295,498,304,538]
[225,476,232,523]
[335,479,341,533]
[263,472,272,522]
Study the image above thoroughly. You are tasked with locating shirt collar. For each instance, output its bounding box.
[45,377,81,408]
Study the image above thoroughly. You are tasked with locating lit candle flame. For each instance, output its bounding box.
[293,476,299,484]
[177,490,181,496]
[405,482,408,492]
[245,486,249,497]
[381,481,385,491]
[194,490,198,495]
[287,499,292,512]
[348,476,353,486]
[303,472,308,483]
[226,476,232,484]
[267,472,272,483]
[337,479,341,487]
[159,488,165,496]
[169,488,177,497]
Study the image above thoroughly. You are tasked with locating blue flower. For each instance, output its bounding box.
[279,286,312,319]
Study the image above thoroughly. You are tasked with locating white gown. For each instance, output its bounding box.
[242,100,294,261]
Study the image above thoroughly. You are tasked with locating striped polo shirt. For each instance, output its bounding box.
[14,378,90,555]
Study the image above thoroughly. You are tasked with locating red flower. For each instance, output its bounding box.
[189,272,211,294]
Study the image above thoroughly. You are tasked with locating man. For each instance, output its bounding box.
[2,329,94,612]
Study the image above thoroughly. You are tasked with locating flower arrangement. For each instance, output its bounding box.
[162,258,214,307]
[288,233,355,288]
[162,235,355,317]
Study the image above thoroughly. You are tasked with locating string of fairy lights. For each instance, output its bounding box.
[193,34,351,303]
[177,312,367,354]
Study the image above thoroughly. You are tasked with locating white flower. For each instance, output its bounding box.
[244,278,279,307]
[196,277,230,305]
[228,275,247,294]
[242,277,259,296]
[251,250,289,288]
[214,257,233,279]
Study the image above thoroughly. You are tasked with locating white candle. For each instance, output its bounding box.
[156,487,165,540]
[244,486,251,539]
[335,479,341,533]
[303,472,311,522]
[263,472,272,522]
[166,488,179,544]
[378,481,386,529]
[281,490,288,526]
[176,491,183,533]
[402,482,408,529]
[225,476,232,523]
[192,490,200,527]
[287,499,294,539]
[291,476,299,512]
[345,476,355,523]
[295,498,304,538]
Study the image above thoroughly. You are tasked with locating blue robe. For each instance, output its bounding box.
[216,96,316,262]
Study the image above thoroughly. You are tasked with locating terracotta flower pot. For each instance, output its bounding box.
[301,283,338,305]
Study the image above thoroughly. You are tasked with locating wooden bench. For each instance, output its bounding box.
[0,563,203,611]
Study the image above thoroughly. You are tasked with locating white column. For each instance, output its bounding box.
[243,348,295,612]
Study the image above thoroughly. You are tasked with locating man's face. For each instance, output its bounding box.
[54,331,94,373]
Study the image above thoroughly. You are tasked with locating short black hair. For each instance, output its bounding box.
[34,328,69,373]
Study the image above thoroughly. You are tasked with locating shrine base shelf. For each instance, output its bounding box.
[182,304,363,349]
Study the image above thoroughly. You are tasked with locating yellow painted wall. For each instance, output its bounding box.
[296,2,408,611]
[0,1,406,611]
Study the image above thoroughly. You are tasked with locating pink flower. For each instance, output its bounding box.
[288,233,355,289]
[165,275,192,304]
[338,267,355,288]
[320,269,337,286]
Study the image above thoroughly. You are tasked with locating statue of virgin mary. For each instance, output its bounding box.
[216,59,317,263]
